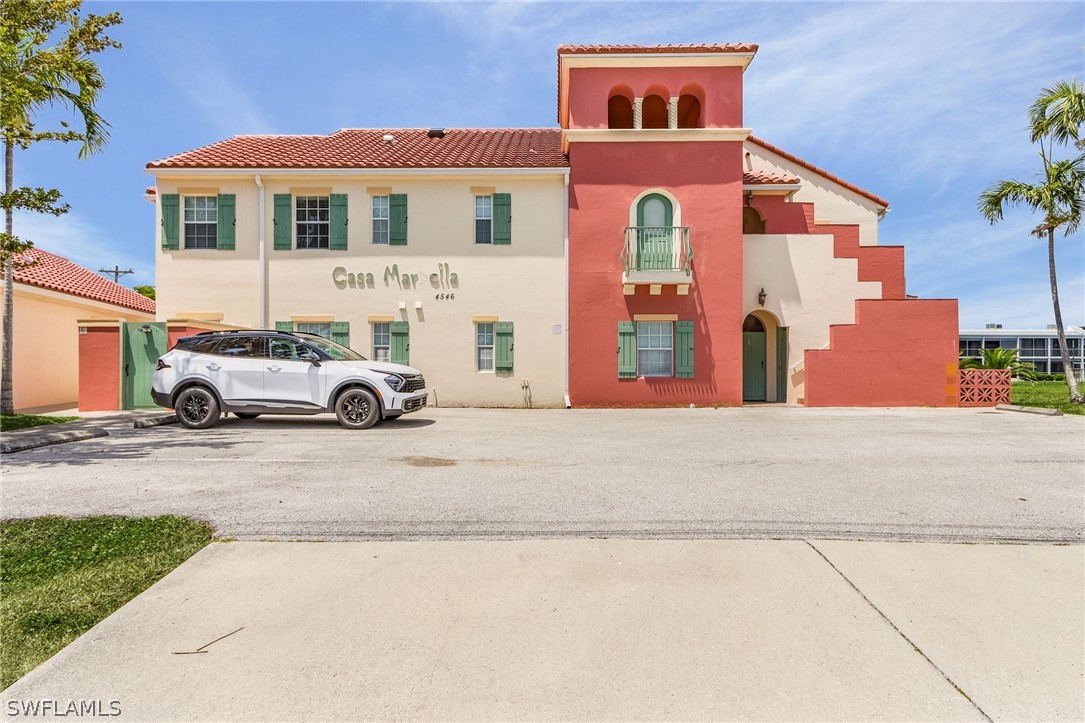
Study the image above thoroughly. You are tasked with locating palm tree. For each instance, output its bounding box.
[959,347,1038,381]
[0,1,121,415]
[979,80,1085,404]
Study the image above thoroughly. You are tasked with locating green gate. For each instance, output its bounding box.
[122,322,168,409]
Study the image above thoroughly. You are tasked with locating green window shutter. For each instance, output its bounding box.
[676,321,694,378]
[273,194,292,250]
[495,321,514,373]
[275,321,292,332]
[216,194,236,250]
[776,326,788,402]
[493,192,512,245]
[331,321,350,348]
[161,194,180,250]
[618,321,637,378]
[389,194,408,246]
[390,321,410,365]
[329,193,348,250]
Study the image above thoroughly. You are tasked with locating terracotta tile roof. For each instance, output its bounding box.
[743,170,800,185]
[558,44,758,55]
[13,248,156,315]
[148,129,568,170]
[748,136,889,208]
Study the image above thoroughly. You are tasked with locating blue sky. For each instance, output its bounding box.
[16,0,1085,329]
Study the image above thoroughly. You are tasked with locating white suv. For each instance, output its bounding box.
[152,330,428,430]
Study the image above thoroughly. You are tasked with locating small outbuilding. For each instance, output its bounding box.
[1,248,155,412]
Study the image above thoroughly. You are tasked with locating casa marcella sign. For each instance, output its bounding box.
[333,263,459,291]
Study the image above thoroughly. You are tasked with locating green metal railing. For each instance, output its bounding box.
[621,226,692,274]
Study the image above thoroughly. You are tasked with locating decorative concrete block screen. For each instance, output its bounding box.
[958,369,1011,406]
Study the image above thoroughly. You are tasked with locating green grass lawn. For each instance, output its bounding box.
[0,414,79,431]
[1011,381,1085,415]
[0,516,211,690]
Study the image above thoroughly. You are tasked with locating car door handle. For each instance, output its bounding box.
[206,364,221,371]
[267,365,281,372]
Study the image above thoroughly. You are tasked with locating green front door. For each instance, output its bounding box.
[743,331,767,401]
[636,193,673,270]
[122,322,168,409]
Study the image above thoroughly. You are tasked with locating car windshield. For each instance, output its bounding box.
[297,333,366,361]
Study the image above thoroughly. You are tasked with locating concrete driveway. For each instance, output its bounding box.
[1,539,1081,721]
[2,406,1083,542]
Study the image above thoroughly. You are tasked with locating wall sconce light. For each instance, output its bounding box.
[758,288,767,307]
[139,324,153,333]
[744,192,753,207]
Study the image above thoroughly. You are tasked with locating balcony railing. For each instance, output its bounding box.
[621,226,692,275]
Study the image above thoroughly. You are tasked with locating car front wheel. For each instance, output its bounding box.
[335,388,379,430]
[175,386,220,429]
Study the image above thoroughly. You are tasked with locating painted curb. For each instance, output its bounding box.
[134,414,179,429]
[0,428,109,454]
[994,404,1063,417]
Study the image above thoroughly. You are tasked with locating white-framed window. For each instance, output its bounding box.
[371,195,389,245]
[637,321,673,377]
[476,322,495,372]
[184,196,217,249]
[295,322,331,339]
[373,322,390,362]
[296,196,330,249]
[474,195,493,244]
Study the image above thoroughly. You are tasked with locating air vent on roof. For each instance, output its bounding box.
[427,128,446,138]
[985,323,1003,329]
[382,134,394,143]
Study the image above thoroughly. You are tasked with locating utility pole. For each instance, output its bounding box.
[99,265,134,283]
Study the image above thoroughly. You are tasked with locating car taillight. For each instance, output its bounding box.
[156,359,171,370]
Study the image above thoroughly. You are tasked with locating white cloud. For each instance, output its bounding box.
[13,210,155,288]
[957,272,1085,330]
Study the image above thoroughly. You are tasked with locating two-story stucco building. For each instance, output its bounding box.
[146,43,959,408]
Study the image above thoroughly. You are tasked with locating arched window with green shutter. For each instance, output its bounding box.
[635,194,674,270]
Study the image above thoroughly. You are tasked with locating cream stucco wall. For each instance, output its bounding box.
[0,283,153,411]
[744,142,884,246]
[153,171,568,407]
[743,234,881,403]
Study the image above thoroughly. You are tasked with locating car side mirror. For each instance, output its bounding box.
[309,358,321,367]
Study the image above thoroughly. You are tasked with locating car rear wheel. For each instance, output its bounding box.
[175,386,220,429]
[335,388,379,430]
[234,412,260,420]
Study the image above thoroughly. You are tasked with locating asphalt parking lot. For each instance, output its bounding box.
[2,406,1083,542]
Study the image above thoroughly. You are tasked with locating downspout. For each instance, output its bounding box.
[254,174,266,328]
[563,171,571,409]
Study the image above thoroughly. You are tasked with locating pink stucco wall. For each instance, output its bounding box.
[566,66,744,129]
[803,299,960,407]
[568,141,746,406]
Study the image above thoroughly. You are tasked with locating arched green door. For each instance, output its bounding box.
[742,315,767,401]
[636,193,673,270]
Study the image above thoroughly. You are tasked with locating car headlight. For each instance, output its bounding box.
[383,374,405,392]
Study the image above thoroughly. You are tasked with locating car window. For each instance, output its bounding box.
[178,337,220,354]
[298,334,365,361]
[268,337,320,361]
[213,336,266,358]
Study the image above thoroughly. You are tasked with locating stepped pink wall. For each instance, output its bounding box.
[568,141,745,406]
[803,299,960,406]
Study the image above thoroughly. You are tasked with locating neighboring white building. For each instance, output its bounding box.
[960,325,1085,374]
[146,129,569,408]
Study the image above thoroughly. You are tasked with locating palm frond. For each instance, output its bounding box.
[1030,79,1085,146]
